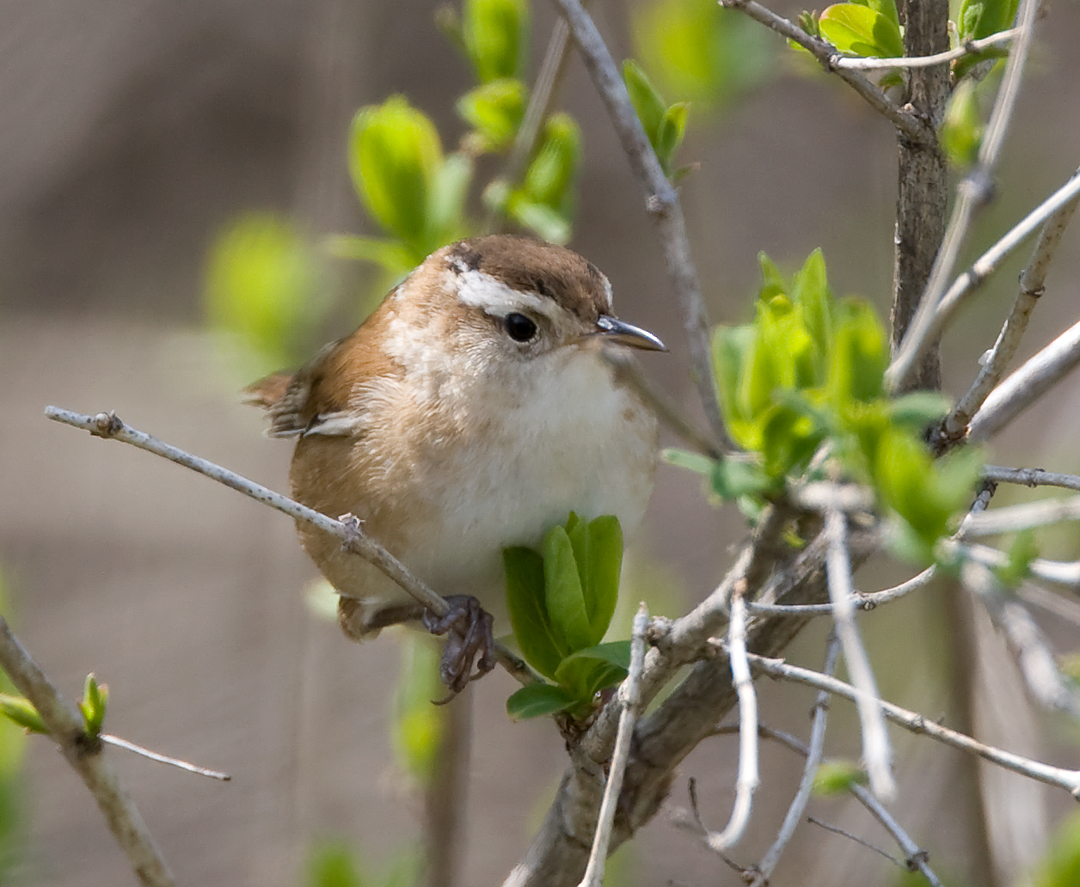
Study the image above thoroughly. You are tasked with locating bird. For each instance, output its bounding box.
[247,234,664,690]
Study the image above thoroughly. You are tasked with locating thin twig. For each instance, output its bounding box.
[577,604,649,887]
[43,406,536,686]
[956,542,1080,588]
[959,559,1080,716]
[890,169,1080,393]
[748,635,839,887]
[101,735,230,781]
[717,0,931,142]
[834,27,1020,70]
[486,13,577,231]
[0,615,175,887]
[825,509,895,800]
[808,816,910,868]
[748,566,936,616]
[712,724,944,887]
[961,492,1080,536]
[887,0,1046,391]
[967,315,1080,445]
[550,0,728,447]
[706,589,759,852]
[942,171,1080,440]
[848,781,940,885]
[984,465,1080,493]
[746,651,1080,797]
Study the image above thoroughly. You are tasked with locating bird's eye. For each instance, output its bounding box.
[504,312,538,343]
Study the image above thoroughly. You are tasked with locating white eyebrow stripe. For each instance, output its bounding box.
[454,269,563,321]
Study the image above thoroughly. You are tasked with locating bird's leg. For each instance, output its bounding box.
[422,595,496,695]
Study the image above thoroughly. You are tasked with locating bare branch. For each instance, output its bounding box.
[550,0,728,446]
[746,651,1080,797]
[984,465,1080,493]
[835,27,1020,70]
[717,0,931,142]
[891,168,1080,393]
[942,173,1080,439]
[43,406,535,685]
[808,816,911,869]
[962,493,1080,536]
[748,635,839,887]
[957,542,1080,587]
[959,560,1080,716]
[101,735,230,781]
[577,604,649,887]
[748,566,936,616]
[703,589,760,852]
[967,315,1080,444]
[825,510,895,800]
[0,615,175,887]
[887,0,1047,390]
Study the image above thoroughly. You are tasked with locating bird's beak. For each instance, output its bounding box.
[593,315,668,352]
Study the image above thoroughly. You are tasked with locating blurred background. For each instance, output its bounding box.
[2,0,1080,884]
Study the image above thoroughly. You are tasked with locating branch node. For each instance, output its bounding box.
[91,411,123,438]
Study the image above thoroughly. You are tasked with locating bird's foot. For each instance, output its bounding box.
[421,595,495,698]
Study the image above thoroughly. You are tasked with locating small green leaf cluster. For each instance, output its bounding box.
[340,0,580,270]
[504,514,631,720]
[805,0,1017,92]
[954,0,1019,80]
[686,250,982,560]
[78,674,108,739]
[204,213,325,370]
[818,0,902,60]
[622,60,689,179]
[0,672,109,740]
[633,0,775,111]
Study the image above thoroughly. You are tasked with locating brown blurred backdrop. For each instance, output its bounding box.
[3,0,1080,885]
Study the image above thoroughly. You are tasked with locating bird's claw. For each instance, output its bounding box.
[422,595,495,698]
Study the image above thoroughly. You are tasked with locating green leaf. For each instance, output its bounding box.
[504,547,564,678]
[506,683,578,720]
[790,248,832,363]
[504,198,572,245]
[426,151,473,246]
[349,97,443,249]
[887,391,952,429]
[623,59,667,146]
[828,298,888,408]
[558,641,632,672]
[553,656,627,701]
[463,0,530,83]
[0,695,47,736]
[543,526,594,653]
[958,0,1019,42]
[204,213,324,369]
[994,530,1039,587]
[942,78,985,167]
[632,0,774,109]
[813,759,868,795]
[655,102,690,175]
[521,114,581,212]
[79,674,107,738]
[583,516,623,644]
[457,78,527,153]
[661,448,717,475]
[819,3,904,57]
[711,457,774,500]
[758,252,787,301]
